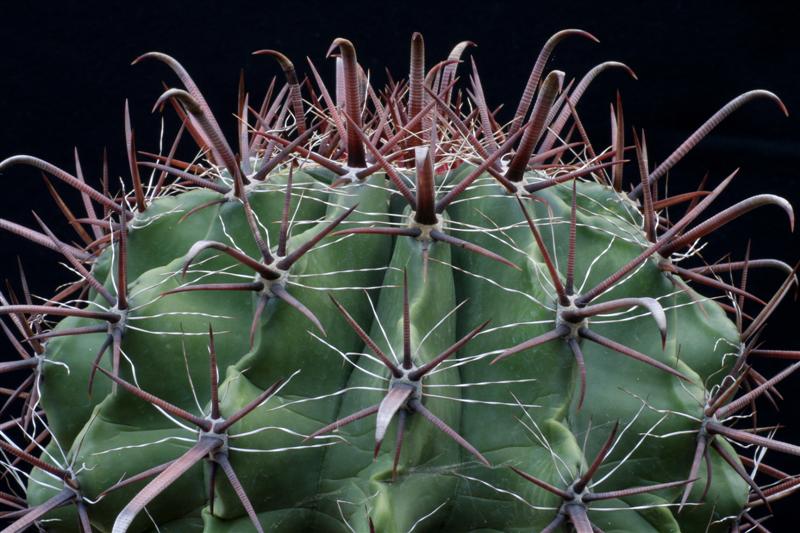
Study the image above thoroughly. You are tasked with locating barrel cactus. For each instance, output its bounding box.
[1,30,798,532]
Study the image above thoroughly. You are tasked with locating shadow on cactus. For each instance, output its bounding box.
[0,29,798,532]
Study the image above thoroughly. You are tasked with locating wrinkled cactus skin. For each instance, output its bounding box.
[3,31,796,533]
[22,166,745,532]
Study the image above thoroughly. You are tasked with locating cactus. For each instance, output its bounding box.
[1,31,798,532]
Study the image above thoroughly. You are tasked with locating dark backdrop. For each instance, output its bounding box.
[1,0,799,528]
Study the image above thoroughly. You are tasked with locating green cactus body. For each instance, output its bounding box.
[20,167,746,532]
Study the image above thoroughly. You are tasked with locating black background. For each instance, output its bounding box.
[1,0,799,529]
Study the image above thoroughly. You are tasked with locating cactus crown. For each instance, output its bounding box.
[0,30,798,533]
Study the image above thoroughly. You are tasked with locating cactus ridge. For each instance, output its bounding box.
[0,30,799,532]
